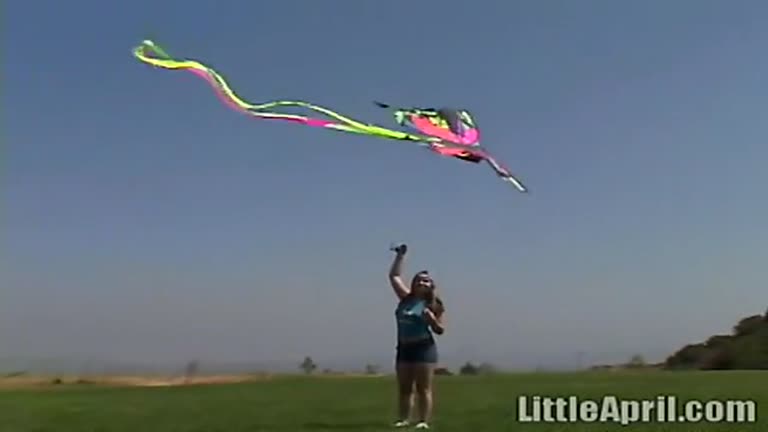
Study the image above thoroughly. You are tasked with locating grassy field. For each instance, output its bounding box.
[0,371,764,431]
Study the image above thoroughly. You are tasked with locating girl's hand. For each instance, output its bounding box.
[390,243,408,256]
[423,308,444,334]
[423,308,437,323]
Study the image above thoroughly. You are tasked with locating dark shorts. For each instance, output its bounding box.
[396,338,438,364]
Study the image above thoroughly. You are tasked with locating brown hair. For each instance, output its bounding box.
[427,290,445,317]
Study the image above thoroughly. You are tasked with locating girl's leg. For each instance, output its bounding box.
[395,362,416,426]
[414,363,435,425]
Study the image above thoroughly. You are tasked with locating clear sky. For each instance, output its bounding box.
[4,0,767,372]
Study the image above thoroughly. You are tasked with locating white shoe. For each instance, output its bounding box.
[415,422,430,429]
[393,420,410,428]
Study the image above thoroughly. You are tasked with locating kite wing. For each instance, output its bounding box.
[374,102,479,146]
[375,102,528,192]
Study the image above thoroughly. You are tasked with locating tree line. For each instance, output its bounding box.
[295,307,768,374]
[664,307,768,370]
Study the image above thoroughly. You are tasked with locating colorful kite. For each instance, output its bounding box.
[132,40,527,192]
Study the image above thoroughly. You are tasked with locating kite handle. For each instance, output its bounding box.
[389,243,407,254]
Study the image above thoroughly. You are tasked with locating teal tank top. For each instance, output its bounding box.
[395,296,432,341]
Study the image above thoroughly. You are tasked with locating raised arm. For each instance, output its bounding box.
[388,245,410,300]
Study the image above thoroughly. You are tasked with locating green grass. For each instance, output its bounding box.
[0,371,764,431]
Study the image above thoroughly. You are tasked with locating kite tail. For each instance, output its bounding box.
[132,40,435,144]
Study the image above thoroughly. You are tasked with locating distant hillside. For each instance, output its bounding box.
[664,307,768,370]
[0,357,295,375]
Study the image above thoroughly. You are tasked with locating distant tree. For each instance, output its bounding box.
[434,367,453,376]
[365,364,380,375]
[705,335,733,348]
[300,356,317,374]
[626,354,646,368]
[589,365,614,371]
[665,309,768,370]
[726,330,768,369]
[665,344,711,369]
[477,362,497,374]
[459,362,479,375]
[733,315,764,336]
[184,360,199,381]
[700,349,733,370]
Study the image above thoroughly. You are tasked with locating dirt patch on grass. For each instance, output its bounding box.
[0,374,273,389]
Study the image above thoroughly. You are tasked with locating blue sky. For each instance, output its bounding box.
[4,0,767,372]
